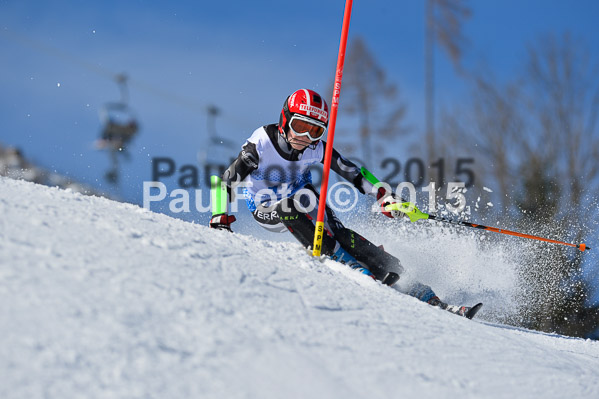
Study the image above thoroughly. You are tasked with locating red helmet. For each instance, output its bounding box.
[279,89,329,140]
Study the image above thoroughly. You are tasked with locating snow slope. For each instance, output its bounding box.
[1,177,599,399]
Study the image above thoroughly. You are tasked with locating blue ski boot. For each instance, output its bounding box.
[330,246,375,279]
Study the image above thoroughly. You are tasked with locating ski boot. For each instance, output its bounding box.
[427,296,483,320]
[331,246,376,280]
[329,248,400,286]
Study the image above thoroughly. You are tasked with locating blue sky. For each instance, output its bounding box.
[1,0,598,221]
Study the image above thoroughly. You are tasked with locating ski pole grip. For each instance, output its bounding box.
[360,167,381,185]
[210,175,228,216]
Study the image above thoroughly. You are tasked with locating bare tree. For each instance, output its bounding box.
[524,33,599,217]
[443,33,599,338]
[336,37,408,166]
[515,34,599,336]
[425,0,471,162]
[438,72,524,215]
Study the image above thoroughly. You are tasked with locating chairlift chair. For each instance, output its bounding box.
[97,101,139,152]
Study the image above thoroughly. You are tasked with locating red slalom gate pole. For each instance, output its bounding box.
[312,0,353,257]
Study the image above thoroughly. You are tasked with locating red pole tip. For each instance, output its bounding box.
[578,243,588,252]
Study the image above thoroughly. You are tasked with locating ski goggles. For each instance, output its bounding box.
[288,114,327,141]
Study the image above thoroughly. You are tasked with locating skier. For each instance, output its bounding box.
[209,88,480,318]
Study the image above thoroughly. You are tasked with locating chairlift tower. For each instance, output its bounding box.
[197,104,237,186]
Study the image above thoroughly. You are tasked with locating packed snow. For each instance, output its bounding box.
[1,177,599,398]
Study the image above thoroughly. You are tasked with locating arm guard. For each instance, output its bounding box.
[220,141,260,202]
[326,147,375,195]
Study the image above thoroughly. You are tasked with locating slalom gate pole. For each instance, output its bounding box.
[312,0,354,257]
[385,203,590,252]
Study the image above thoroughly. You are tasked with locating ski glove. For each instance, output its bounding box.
[378,192,406,219]
[210,213,236,232]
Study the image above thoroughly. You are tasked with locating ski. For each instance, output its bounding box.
[429,296,483,320]
[444,302,483,319]
[465,303,483,319]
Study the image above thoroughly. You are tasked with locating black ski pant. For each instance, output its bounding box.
[252,184,404,281]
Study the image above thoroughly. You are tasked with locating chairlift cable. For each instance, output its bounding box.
[0,27,251,130]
